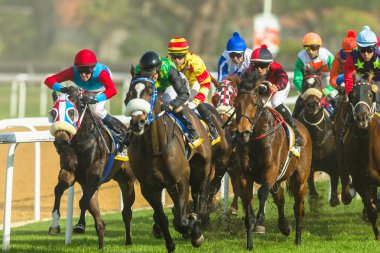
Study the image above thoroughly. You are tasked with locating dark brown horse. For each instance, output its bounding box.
[47,87,135,249]
[209,74,241,214]
[124,72,212,252]
[299,88,340,207]
[342,82,380,240]
[292,69,323,119]
[235,71,312,250]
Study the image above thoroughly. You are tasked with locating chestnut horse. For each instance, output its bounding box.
[299,88,340,207]
[48,87,135,249]
[235,71,312,250]
[124,72,212,252]
[342,82,380,240]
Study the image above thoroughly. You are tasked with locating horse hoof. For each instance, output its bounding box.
[73,224,85,234]
[229,207,238,216]
[191,234,204,248]
[48,226,61,235]
[329,197,340,207]
[280,225,292,236]
[253,225,265,234]
[152,224,163,239]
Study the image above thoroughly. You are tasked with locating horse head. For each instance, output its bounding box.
[49,86,82,152]
[124,72,157,135]
[301,68,323,93]
[301,88,323,117]
[235,71,263,142]
[349,80,376,129]
[211,74,240,123]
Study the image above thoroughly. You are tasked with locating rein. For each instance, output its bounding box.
[301,108,326,132]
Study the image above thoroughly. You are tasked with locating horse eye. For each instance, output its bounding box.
[368,91,373,99]
[68,110,74,117]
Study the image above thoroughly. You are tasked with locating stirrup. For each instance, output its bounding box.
[115,147,129,161]
[188,137,204,149]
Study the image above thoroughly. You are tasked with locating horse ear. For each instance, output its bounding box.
[52,91,58,102]
[130,65,135,78]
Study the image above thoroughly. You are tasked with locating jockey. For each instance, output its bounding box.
[44,49,126,150]
[329,30,357,90]
[217,32,253,81]
[242,45,303,146]
[344,26,380,96]
[168,36,221,145]
[134,51,203,147]
[293,32,335,96]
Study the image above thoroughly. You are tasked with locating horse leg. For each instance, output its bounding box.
[239,174,255,250]
[86,191,107,246]
[73,182,87,234]
[207,163,222,212]
[307,170,318,207]
[114,170,136,245]
[270,186,292,236]
[78,174,105,249]
[49,168,75,235]
[141,186,175,253]
[254,184,270,234]
[290,174,308,245]
[339,148,354,205]
[229,170,240,216]
[359,185,380,240]
[328,166,340,207]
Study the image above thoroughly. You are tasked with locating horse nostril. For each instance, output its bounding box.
[138,119,146,128]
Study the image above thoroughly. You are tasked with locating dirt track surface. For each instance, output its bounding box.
[0,127,153,225]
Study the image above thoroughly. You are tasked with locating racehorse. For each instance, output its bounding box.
[210,74,241,215]
[342,81,380,240]
[235,71,312,250]
[47,87,135,249]
[299,88,340,207]
[124,70,212,252]
[292,69,323,119]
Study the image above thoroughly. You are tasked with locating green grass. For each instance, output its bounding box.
[1,181,379,253]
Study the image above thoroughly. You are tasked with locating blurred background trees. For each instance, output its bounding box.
[0,0,379,72]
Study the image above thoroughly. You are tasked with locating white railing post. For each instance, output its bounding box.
[40,81,48,116]
[221,173,230,214]
[2,143,17,251]
[10,80,18,118]
[65,186,74,245]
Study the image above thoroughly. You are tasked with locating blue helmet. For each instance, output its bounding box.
[226,32,247,52]
[356,26,378,47]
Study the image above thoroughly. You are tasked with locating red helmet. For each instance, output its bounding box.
[74,49,97,67]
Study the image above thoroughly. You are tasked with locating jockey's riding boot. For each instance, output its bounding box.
[275,104,303,146]
[174,110,203,149]
[197,103,221,145]
[292,96,304,119]
[102,114,126,152]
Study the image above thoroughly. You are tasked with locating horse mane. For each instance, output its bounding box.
[224,74,241,87]
[238,71,261,90]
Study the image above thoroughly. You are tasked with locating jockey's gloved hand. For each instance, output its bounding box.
[160,103,173,112]
[81,94,98,104]
[60,87,69,93]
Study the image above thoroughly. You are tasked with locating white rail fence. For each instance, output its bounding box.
[1,72,296,119]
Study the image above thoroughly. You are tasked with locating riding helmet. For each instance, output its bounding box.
[168,37,189,54]
[226,32,247,52]
[74,49,97,67]
[139,51,162,70]
[303,32,322,46]
[250,45,273,63]
[341,30,357,52]
[356,26,378,47]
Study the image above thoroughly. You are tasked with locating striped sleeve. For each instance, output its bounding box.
[217,55,228,81]
[190,55,211,104]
